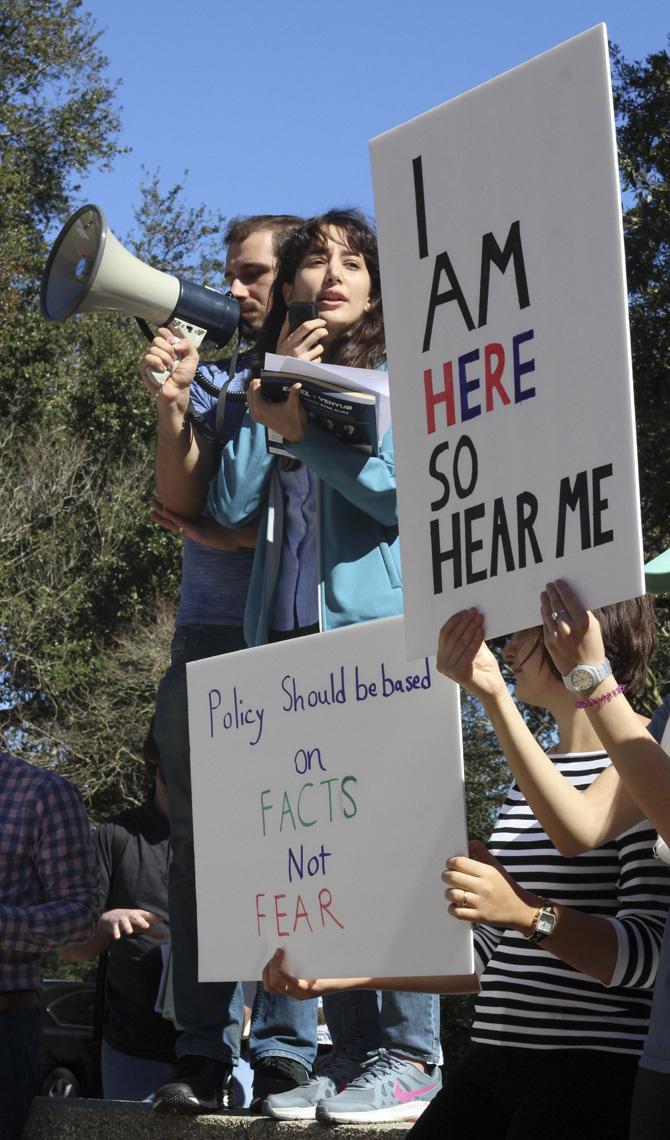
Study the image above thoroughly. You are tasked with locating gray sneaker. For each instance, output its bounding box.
[264,1050,365,1121]
[315,1048,442,1124]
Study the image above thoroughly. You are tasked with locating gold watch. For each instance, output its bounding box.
[523,898,557,943]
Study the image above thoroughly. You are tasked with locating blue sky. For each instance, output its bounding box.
[77,0,668,244]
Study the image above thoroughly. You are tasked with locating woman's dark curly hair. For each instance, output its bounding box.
[254,208,386,371]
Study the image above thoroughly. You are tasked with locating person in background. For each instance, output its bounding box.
[59,720,175,1101]
[139,214,318,1116]
[208,209,442,1126]
[0,750,98,1139]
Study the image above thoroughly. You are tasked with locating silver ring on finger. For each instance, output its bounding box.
[461,890,469,907]
[551,608,568,621]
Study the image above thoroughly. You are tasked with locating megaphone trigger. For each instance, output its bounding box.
[146,318,208,388]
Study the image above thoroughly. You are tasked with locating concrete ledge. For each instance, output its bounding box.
[23,1098,413,1138]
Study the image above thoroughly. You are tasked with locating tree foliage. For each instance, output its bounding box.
[0,1,231,818]
[0,0,124,221]
[612,38,670,559]
[0,0,126,429]
[612,37,670,710]
[0,11,668,877]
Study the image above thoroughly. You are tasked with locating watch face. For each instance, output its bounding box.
[536,911,554,935]
[571,667,596,692]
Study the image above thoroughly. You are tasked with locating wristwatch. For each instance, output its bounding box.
[523,898,557,943]
[562,659,612,694]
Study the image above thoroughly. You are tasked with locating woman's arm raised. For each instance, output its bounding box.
[437,611,643,854]
[542,580,670,844]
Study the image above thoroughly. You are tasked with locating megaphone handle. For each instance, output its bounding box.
[147,319,207,388]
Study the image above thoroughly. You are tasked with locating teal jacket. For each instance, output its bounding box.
[207,413,403,647]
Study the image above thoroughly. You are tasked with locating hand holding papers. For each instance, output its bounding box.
[260,353,391,458]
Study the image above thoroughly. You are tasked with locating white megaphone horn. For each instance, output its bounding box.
[40,204,240,385]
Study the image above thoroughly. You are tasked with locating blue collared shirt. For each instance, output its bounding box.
[177,357,255,628]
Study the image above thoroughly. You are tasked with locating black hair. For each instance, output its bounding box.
[254,208,385,372]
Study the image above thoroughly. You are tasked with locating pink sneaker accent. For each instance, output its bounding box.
[393,1078,440,1104]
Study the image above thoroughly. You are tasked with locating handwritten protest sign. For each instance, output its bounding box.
[187,617,471,981]
[370,25,644,659]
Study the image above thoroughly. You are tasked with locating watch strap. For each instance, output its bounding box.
[562,658,612,694]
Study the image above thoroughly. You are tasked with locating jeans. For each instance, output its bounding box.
[0,1007,41,1140]
[266,624,440,1066]
[323,990,440,1063]
[154,624,318,1068]
[101,1039,175,1101]
[101,1038,253,1106]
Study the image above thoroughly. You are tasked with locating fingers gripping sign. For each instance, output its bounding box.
[262,948,321,1001]
[436,609,506,700]
[442,841,537,932]
[540,579,606,676]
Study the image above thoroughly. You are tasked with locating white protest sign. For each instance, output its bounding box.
[370,25,644,659]
[187,616,471,981]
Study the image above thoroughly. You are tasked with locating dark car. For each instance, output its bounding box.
[39,978,102,1098]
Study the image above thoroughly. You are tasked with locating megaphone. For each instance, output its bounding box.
[40,204,240,385]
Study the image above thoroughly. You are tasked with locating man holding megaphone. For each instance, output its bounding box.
[40,206,315,1115]
[139,215,321,1117]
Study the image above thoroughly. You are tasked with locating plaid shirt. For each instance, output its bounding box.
[0,751,99,991]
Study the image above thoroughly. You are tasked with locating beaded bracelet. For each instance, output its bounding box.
[575,683,626,710]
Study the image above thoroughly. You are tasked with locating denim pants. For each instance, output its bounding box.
[101,1038,175,1101]
[101,1038,253,1107]
[0,1007,41,1140]
[154,624,318,1068]
[323,990,441,1064]
[265,625,441,1066]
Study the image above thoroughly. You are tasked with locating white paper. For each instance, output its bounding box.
[264,353,392,440]
[370,25,644,659]
[188,617,472,982]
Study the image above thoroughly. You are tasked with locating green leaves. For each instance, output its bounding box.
[610,38,670,706]
[0,0,125,224]
[0,0,228,815]
[612,38,670,558]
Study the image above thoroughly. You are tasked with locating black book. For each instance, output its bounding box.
[260,370,379,457]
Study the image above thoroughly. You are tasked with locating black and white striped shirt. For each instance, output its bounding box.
[473,751,670,1054]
